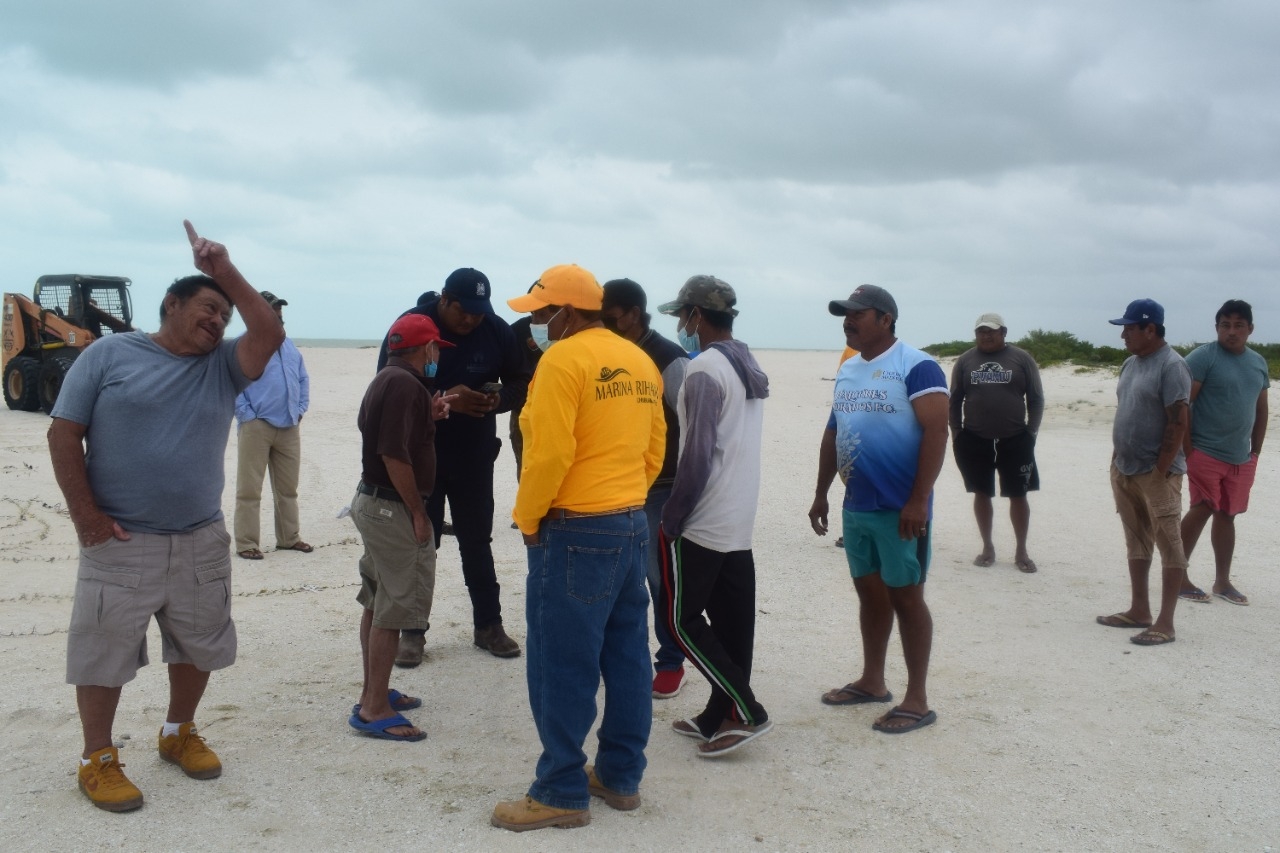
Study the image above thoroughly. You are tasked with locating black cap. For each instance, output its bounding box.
[442,268,494,315]
[602,278,647,312]
[259,290,287,308]
[829,284,898,319]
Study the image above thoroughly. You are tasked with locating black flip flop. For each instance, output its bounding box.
[872,706,937,734]
[822,684,893,706]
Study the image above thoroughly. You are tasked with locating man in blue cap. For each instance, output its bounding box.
[1096,298,1191,646]
[377,268,531,663]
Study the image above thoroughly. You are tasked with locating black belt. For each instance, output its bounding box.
[357,481,403,503]
[545,504,645,520]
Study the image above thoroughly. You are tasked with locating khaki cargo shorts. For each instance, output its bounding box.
[1110,464,1187,568]
[352,491,437,630]
[66,519,237,687]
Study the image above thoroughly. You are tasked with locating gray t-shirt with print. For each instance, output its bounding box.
[949,344,1045,439]
[51,331,249,534]
[1112,344,1192,476]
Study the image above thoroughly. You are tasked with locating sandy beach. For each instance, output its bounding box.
[2,347,1277,852]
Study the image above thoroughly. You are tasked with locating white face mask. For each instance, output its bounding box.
[530,308,564,352]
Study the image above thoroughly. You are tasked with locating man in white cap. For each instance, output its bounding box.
[948,313,1044,573]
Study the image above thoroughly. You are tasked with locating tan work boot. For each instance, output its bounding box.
[585,764,641,810]
[395,632,425,668]
[158,722,222,780]
[474,623,521,658]
[490,795,589,832]
[78,747,144,812]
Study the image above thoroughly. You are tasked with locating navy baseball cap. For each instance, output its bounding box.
[442,268,494,315]
[1109,298,1164,326]
[602,278,648,312]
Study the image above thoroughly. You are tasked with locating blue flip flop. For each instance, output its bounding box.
[351,688,422,716]
[348,711,427,742]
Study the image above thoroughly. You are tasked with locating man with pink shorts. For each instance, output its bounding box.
[1178,300,1270,606]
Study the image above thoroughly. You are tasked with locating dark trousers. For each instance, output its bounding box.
[410,437,502,632]
[659,532,767,732]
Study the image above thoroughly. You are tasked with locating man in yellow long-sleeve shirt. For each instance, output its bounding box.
[490,264,665,833]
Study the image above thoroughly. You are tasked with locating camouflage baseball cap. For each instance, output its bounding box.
[656,275,739,317]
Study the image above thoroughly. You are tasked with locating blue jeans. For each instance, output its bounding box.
[525,509,652,810]
[644,486,685,672]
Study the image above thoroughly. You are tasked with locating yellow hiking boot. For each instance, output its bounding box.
[78,747,144,812]
[586,765,641,810]
[490,795,590,832]
[158,722,222,780]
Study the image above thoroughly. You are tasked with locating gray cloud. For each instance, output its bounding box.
[1,1,1277,349]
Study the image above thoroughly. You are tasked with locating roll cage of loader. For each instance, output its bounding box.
[3,274,134,413]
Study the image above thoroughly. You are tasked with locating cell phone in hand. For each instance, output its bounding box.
[480,382,503,395]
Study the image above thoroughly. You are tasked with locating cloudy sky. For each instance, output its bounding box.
[2,1,1277,350]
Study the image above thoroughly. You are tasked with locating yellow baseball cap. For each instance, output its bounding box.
[507,264,603,312]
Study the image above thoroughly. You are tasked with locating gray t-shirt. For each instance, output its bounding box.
[949,345,1045,439]
[1112,344,1192,476]
[51,331,249,533]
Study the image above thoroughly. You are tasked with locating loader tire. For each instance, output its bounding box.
[4,355,42,411]
[38,350,78,415]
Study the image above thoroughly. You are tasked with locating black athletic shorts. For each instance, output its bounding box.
[953,428,1039,498]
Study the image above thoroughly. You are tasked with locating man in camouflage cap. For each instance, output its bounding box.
[654,275,774,757]
[656,275,740,321]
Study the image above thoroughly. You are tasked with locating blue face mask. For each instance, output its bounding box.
[677,316,701,354]
[530,308,563,352]
[425,361,438,379]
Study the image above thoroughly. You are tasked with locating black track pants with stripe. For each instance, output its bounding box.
[659,531,768,733]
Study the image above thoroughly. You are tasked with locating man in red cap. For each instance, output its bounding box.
[348,314,454,741]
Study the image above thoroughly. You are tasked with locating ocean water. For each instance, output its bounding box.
[293,338,382,349]
[293,338,835,354]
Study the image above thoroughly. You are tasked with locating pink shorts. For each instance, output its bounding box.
[1186,448,1258,515]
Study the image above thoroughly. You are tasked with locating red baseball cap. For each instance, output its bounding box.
[387,313,454,350]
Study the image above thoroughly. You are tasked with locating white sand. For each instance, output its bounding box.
[2,347,1277,852]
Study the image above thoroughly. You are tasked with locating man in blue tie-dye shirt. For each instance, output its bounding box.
[808,285,948,735]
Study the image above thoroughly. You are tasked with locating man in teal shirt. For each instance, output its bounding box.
[1178,300,1270,606]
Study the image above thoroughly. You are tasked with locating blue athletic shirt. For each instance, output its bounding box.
[826,340,949,514]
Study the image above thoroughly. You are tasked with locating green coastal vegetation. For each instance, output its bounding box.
[923,330,1280,379]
